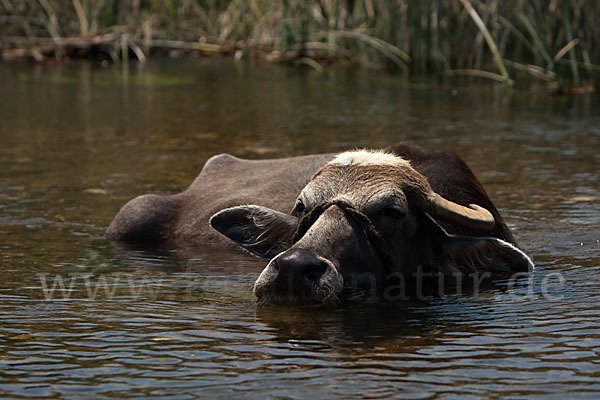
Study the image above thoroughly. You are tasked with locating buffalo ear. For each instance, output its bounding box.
[209,205,298,259]
[419,213,534,275]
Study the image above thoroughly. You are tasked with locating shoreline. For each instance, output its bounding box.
[1,31,595,96]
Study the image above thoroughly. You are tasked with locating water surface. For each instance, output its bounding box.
[1,59,599,398]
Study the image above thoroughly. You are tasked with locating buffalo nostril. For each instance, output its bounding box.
[303,264,327,287]
[274,248,328,294]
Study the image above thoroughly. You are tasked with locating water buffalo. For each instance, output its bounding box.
[106,142,533,305]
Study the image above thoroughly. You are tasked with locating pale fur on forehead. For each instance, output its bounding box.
[329,150,411,168]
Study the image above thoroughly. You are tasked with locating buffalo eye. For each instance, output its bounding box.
[376,206,406,220]
[373,206,406,236]
[292,199,306,217]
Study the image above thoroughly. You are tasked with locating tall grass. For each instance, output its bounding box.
[1,0,598,87]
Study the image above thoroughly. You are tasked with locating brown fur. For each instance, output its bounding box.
[107,142,516,248]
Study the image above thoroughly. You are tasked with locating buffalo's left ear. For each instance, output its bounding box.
[419,214,534,274]
[210,205,298,259]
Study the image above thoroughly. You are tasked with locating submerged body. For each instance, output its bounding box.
[106,142,533,305]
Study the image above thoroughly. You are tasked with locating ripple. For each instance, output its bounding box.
[2,60,600,399]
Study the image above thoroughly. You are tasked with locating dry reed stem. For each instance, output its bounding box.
[459,0,512,86]
[71,0,88,35]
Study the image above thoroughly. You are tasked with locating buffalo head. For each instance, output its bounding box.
[210,150,533,305]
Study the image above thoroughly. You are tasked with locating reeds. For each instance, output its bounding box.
[1,0,598,88]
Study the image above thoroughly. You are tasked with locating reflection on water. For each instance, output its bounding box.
[0,59,599,398]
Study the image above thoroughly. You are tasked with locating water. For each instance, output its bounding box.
[1,59,599,398]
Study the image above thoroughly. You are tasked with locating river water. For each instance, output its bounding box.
[0,59,599,398]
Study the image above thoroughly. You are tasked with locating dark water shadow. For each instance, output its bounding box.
[253,300,444,351]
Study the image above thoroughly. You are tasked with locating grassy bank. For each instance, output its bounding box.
[1,0,598,89]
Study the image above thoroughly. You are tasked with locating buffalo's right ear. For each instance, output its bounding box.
[209,205,298,259]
